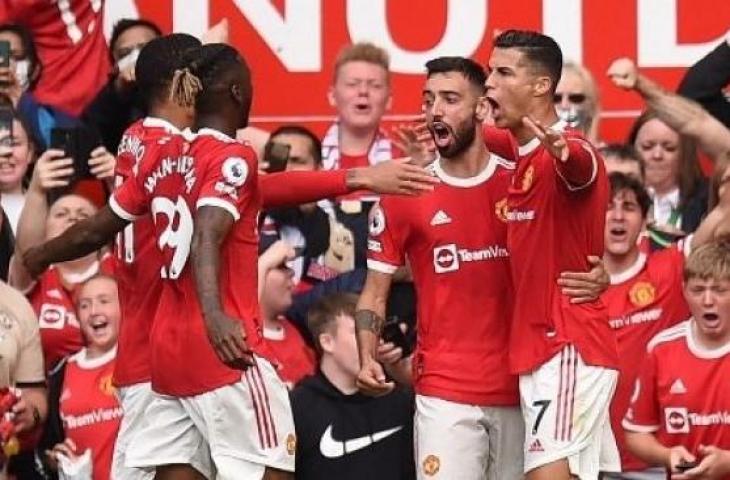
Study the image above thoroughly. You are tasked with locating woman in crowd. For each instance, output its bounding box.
[0,106,36,234]
[9,145,115,370]
[38,275,122,480]
[627,110,708,248]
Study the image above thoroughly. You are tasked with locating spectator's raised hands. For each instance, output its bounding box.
[607,58,639,90]
[88,146,116,181]
[30,149,73,191]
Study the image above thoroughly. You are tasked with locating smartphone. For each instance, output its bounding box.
[0,107,12,148]
[675,460,698,473]
[50,126,100,180]
[263,141,290,173]
[382,317,413,357]
[0,41,10,68]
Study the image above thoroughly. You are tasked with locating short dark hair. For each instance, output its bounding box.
[425,56,486,93]
[599,143,645,179]
[109,18,162,61]
[307,293,358,355]
[0,23,41,89]
[609,172,651,218]
[187,44,250,116]
[493,29,563,93]
[135,33,202,108]
[269,125,323,167]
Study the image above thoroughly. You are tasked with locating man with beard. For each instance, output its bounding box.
[356,56,524,480]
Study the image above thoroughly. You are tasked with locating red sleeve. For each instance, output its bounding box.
[196,144,258,220]
[622,349,661,433]
[366,200,405,274]
[483,125,517,161]
[109,176,148,221]
[554,137,600,190]
[259,170,348,208]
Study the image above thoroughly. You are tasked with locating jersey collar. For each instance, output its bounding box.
[143,116,182,134]
[432,153,508,188]
[72,345,117,369]
[687,319,730,359]
[517,118,568,157]
[196,127,237,143]
[609,252,647,285]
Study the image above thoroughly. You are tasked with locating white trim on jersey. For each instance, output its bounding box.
[554,138,599,192]
[432,153,511,188]
[197,127,237,143]
[686,319,730,359]
[647,320,689,352]
[109,195,142,221]
[680,234,694,258]
[197,197,240,221]
[70,345,117,369]
[621,419,660,434]
[609,253,647,285]
[367,259,399,274]
[142,116,182,134]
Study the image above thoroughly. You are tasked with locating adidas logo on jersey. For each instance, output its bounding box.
[528,439,544,453]
[670,378,687,395]
[430,210,452,226]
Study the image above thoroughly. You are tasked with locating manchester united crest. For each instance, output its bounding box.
[422,454,441,476]
[494,197,509,223]
[521,165,535,192]
[629,281,656,307]
[99,374,116,397]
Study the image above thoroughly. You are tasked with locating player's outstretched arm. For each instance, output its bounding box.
[22,206,129,279]
[608,57,730,163]
[192,206,254,370]
[522,116,598,189]
[692,172,730,249]
[355,270,395,397]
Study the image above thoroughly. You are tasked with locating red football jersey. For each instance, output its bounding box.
[112,128,269,396]
[604,248,690,471]
[263,318,316,389]
[110,117,186,388]
[8,0,109,115]
[60,348,122,480]
[623,320,730,478]
[29,256,115,370]
[484,124,618,374]
[368,155,518,406]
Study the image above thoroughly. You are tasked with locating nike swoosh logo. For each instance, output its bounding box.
[319,424,403,458]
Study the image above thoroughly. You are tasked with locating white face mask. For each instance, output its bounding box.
[15,59,30,91]
[116,48,140,72]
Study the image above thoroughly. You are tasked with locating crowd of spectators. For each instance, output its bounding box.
[0,3,729,479]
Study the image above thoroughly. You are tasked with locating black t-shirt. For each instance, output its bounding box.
[291,372,415,480]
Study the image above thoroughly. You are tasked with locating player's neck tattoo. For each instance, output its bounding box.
[355,309,385,336]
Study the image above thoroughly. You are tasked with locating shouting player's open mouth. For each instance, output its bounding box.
[430,121,454,149]
[485,96,501,120]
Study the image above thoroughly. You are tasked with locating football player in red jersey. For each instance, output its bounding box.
[623,241,730,479]
[357,56,522,480]
[484,30,618,480]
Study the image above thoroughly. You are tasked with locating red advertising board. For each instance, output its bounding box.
[110,0,730,142]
